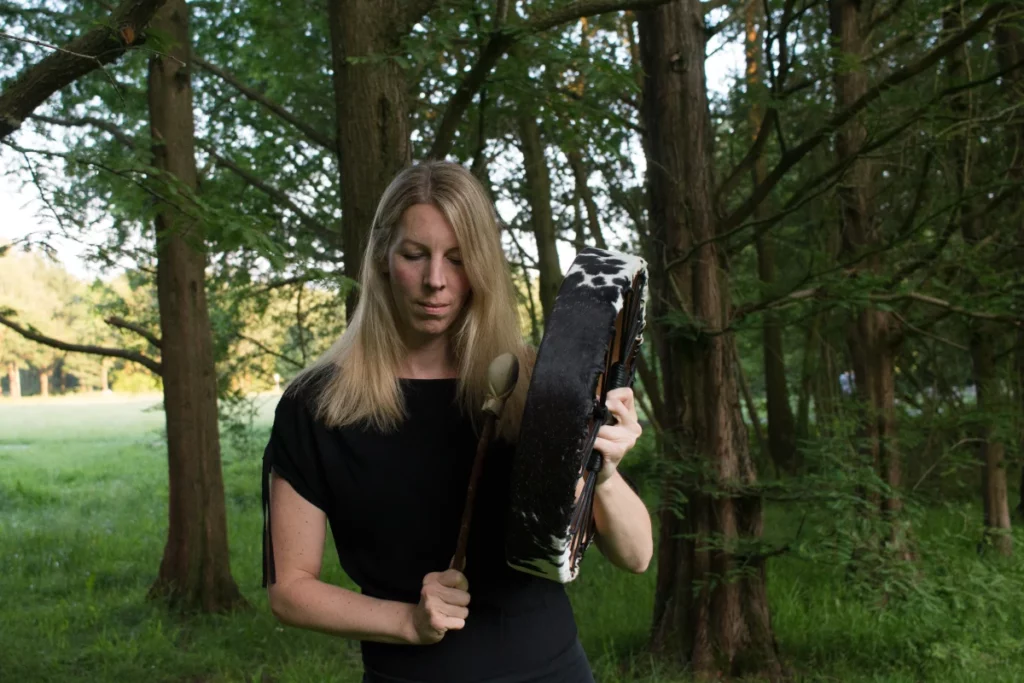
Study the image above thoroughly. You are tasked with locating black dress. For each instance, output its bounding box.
[261,374,596,683]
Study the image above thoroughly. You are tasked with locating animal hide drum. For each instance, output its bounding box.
[505,247,648,583]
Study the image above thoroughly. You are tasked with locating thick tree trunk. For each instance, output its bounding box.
[146,0,244,613]
[327,0,412,320]
[747,0,797,474]
[829,0,907,557]
[39,368,49,397]
[6,361,20,398]
[518,113,561,324]
[640,1,783,678]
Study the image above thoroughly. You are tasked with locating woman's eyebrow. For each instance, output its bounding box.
[398,239,461,254]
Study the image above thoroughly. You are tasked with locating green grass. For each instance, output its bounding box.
[2,394,1023,682]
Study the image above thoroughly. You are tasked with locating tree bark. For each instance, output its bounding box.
[39,367,49,397]
[145,0,245,613]
[970,332,1013,554]
[639,1,783,677]
[747,0,797,474]
[950,9,1013,555]
[327,0,412,320]
[6,361,21,398]
[568,149,609,250]
[795,312,822,440]
[0,0,169,140]
[994,10,1024,520]
[829,0,907,558]
[517,111,562,324]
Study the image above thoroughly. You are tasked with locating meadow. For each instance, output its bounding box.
[2,394,1023,682]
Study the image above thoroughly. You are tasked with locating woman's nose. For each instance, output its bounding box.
[424,255,446,290]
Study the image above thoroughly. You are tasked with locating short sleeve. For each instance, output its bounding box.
[265,391,330,511]
[261,389,330,586]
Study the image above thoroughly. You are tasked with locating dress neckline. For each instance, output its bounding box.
[398,377,458,382]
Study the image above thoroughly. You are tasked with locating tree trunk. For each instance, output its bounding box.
[568,149,609,250]
[146,0,245,613]
[829,0,907,558]
[795,313,822,441]
[639,1,783,678]
[994,9,1024,519]
[747,0,797,474]
[950,10,1013,554]
[39,368,49,397]
[100,358,110,392]
[8,361,21,398]
[970,332,1013,554]
[518,112,562,324]
[813,328,841,434]
[327,0,412,319]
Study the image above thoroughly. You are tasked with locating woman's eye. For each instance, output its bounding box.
[403,253,425,261]
[449,257,463,266]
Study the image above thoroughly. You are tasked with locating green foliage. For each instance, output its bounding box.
[3,399,1024,682]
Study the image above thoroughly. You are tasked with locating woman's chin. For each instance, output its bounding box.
[409,318,454,339]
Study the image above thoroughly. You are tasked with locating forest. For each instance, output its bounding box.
[1,0,1023,680]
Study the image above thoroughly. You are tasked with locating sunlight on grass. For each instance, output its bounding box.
[2,393,1023,682]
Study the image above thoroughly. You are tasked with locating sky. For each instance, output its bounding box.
[0,32,744,283]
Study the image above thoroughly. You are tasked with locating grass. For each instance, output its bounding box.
[2,393,1024,682]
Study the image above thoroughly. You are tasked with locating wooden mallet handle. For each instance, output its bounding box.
[450,353,520,572]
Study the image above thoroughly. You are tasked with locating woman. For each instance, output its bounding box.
[261,160,653,682]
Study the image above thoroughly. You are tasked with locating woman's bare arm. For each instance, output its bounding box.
[590,387,654,573]
[266,473,422,643]
[592,470,653,573]
[267,474,471,645]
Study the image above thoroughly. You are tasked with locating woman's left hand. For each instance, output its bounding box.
[593,387,642,485]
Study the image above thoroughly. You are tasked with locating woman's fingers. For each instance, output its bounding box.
[607,387,635,413]
[435,585,471,607]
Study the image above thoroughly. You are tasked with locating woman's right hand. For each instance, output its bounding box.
[409,568,471,644]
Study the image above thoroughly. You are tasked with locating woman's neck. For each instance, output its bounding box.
[397,335,458,379]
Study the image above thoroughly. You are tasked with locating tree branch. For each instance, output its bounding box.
[105,316,161,348]
[702,0,732,14]
[197,142,338,246]
[29,112,136,147]
[0,313,162,374]
[397,0,439,35]
[715,108,778,205]
[727,285,1023,332]
[193,57,336,153]
[877,292,1023,327]
[0,0,167,140]
[27,112,339,248]
[236,333,304,370]
[720,1,1007,233]
[427,0,673,159]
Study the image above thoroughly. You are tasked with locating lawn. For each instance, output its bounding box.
[1,393,1023,682]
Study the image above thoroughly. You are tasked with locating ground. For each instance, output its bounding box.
[1,393,1022,682]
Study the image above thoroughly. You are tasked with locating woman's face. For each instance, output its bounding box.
[386,203,471,346]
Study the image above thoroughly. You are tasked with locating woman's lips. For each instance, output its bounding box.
[418,301,449,315]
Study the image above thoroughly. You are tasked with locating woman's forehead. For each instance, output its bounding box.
[397,204,461,248]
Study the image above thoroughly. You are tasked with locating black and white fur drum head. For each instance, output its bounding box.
[505,247,648,583]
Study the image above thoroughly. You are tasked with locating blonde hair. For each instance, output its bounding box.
[291,160,533,442]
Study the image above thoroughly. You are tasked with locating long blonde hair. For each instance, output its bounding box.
[291,160,533,441]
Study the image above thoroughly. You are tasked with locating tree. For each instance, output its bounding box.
[143,0,245,612]
[638,0,783,677]
[0,0,168,139]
